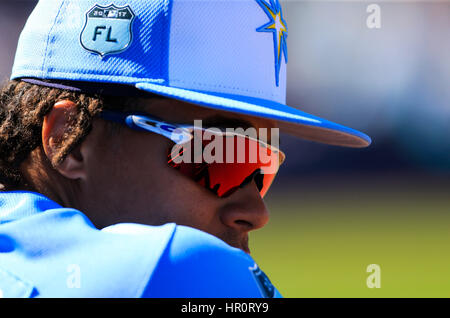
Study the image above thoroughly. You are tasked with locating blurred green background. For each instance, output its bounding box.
[252,175,450,298]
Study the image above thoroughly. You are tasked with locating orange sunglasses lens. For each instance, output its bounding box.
[167,130,284,198]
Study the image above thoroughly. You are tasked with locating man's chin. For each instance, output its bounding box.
[231,236,251,255]
[204,229,251,254]
[241,245,251,255]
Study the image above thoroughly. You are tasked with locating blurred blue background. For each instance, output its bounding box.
[1,0,449,297]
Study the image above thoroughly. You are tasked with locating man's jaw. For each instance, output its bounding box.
[240,236,251,254]
[219,233,251,254]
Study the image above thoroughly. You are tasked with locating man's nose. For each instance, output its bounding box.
[219,180,270,232]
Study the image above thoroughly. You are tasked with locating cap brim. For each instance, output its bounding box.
[136,82,371,148]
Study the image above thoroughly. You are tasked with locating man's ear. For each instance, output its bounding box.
[42,100,86,180]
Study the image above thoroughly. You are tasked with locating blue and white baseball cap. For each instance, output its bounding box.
[11,0,371,147]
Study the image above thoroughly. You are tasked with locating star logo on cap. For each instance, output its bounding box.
[255,0,288,87]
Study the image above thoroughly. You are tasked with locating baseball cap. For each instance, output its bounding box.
[11,0,371,148]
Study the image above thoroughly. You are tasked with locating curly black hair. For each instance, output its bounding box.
[0,79,158,190]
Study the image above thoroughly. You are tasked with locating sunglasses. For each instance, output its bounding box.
[99,110,285,198]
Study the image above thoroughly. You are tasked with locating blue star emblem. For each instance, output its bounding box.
[255,0,288,87]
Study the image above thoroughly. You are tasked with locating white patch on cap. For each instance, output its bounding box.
[80,4,135,57]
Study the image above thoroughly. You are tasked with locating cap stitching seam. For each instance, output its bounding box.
[162,0,172,82]
[15,69,165,84]
[41,1,66,75]
[169,78,280,98]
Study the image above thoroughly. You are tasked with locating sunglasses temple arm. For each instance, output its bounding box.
[99,110,146,131]
[98,110,128,124]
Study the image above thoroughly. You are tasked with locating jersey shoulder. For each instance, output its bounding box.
[142,224,281,298]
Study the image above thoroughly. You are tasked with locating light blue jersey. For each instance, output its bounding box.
[0,191,281,298]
